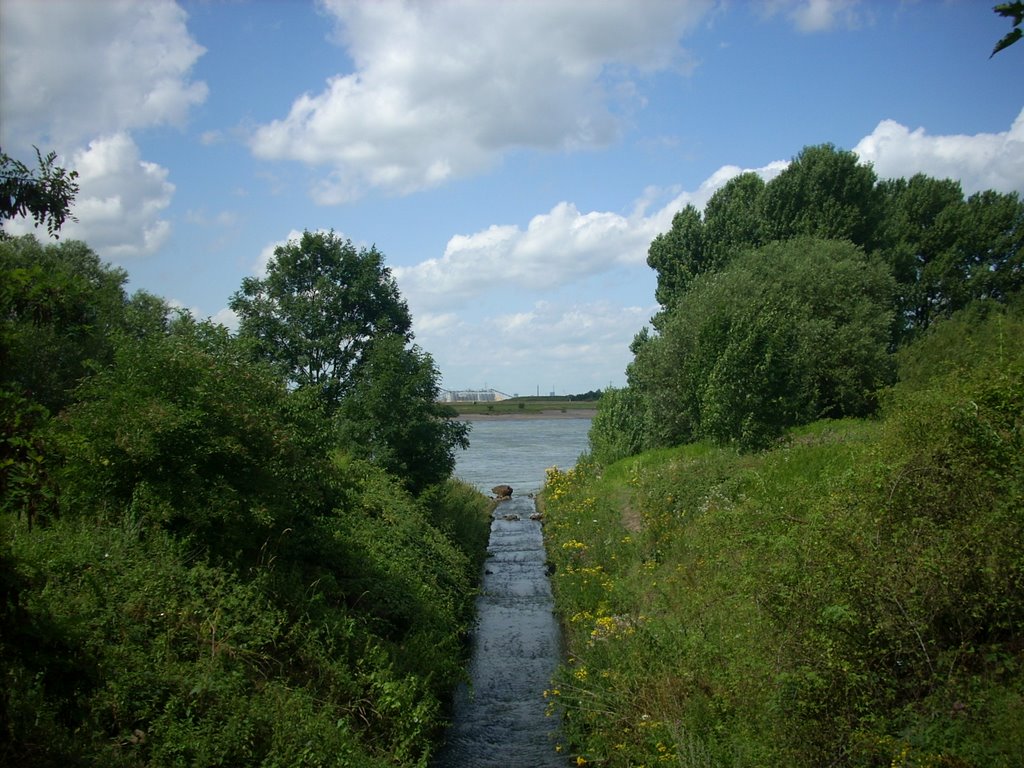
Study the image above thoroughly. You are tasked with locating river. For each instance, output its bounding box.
[431,417,591,768]
[450,417,592,496]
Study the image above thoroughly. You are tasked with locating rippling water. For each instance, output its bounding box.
[432,418,590,768]
[453,417,592,495]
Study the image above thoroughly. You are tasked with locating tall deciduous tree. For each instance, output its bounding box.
[877,174,967,338]
[703,171,767,266]
[646,204,705,319]
[0,236,128,412]
[761,144,882,248]
[337,335,469,494]
[878,176,1024,339]
[230,230,412,407]
[646,175,770,321]
[646,147,883,318]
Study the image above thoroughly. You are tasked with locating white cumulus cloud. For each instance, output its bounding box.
[0,0,207,259]
[0,0,207,149]
[854,108,1024,195]
[394,160,787,314]
[250,0,714,200]
[4,133,174,259]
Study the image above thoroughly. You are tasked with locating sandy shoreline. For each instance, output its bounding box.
[456,408,597,421]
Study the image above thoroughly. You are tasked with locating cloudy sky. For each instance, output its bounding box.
[2,0,1022,397]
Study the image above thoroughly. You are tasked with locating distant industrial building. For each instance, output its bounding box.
[439,388,513,403]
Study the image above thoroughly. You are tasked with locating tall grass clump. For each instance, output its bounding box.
[542,302,1023,767]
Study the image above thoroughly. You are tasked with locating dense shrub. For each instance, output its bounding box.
[50,318,323,565]
[0,236,128,414]
[587,386,648,466]
[2,457,490,766]
[630,237,895,450]
[2,274,492,765]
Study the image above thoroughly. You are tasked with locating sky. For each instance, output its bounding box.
[2,0,1022,397]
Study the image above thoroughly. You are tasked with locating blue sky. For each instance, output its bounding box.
[2,0,1022,397]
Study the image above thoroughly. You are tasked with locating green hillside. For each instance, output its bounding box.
[541,299,1024,767]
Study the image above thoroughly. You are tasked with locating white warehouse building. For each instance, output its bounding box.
[439,388,513,403]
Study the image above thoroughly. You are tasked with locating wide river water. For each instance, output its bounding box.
[431,417,591,768]
[450,417,592,496]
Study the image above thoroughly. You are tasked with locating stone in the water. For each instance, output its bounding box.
[491,484,513,499]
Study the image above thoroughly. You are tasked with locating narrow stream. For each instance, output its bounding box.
[432,494,568,767]
[432,418,588,768]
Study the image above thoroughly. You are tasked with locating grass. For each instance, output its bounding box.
[540,402,1023,767]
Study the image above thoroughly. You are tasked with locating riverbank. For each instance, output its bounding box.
[457,408,596,421]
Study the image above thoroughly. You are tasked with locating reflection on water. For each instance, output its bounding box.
[433,418,589,768]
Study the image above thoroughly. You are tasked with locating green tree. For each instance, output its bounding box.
[52,316,331,562]
[1,147,79,239]
[959,188,1024,304]
[648,172,769,318]
[632,238,895,450]
[877,174,967,338]
[0,236,128,413]
[879,176,1024,339]
[761,144,882,248]
[230,230,412,408]
[703,171,767,266]
[337,335,469,494]
[646,204,705,317]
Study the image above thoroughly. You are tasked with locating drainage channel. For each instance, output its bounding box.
[432,493,569,768]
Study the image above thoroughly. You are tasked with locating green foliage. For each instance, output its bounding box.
[0,146,79,239]
[587,386,648,465]
[646,204,706,313]
[632,145,1023,455]
[647,145,882,315]
[51,317,319,563]
[631,238,895,450]
[878,176,1024,339]
[703,171,768,267]
[2,514,413,767]
[229,230,412,408]
[0,226,493,766]
[543,304,1024,767]
[1,235,129,413]
[761,143,882,248]
[337,335,469,494]
[3,412,490,767]
[646,147,1021,352]
[0,391,55,529]
[991,2,1024,56]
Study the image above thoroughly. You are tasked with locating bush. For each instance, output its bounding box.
[631,237,895,450]
[587,386,648,465]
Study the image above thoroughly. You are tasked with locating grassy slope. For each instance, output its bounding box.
[543,392,1023,767]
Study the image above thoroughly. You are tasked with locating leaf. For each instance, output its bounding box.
[990,27,1023,57]
[994,2,1024,26]
[991,2,1024,56]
